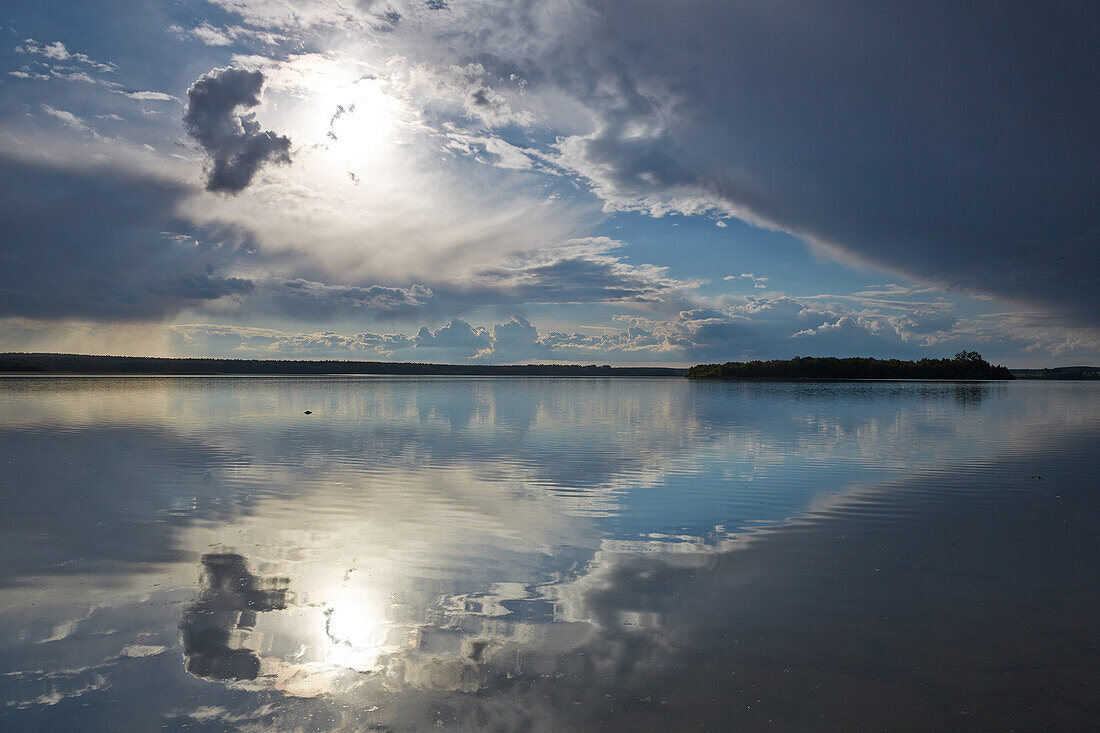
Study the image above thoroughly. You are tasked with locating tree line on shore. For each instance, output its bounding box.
[6,352,1092,380]
[0,353,685,377]
[686,352,1015,380]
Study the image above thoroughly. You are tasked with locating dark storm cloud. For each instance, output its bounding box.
[473,256,671,303]
[183,67,291,192]
[0,165,676,324]
[150,272,254,300]
[266,278,433,317]
[436,239,695,309]
[0,157,255,320]
[542,1,1100,324]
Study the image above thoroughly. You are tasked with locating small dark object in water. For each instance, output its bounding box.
[304,410,312,415]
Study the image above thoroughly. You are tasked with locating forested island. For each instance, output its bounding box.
[686,352,1015,380]
[0,353,685,377]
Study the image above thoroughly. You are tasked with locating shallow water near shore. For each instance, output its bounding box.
[1,377,1097,730]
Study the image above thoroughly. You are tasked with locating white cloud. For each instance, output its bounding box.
[123,90,178,102]
[202,0,382,31]
[724,273,768,289]
[443,127,534,170]
[169,21,286,47]
[40,105,98,137]
[9,70,50,81]
[15,38,116,73]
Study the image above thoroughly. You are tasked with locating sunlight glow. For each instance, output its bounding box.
[323,81,402,169]
[257,53,410,180]
[319,586,402,673]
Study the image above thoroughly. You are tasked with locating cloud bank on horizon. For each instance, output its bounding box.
[0,1,1096,366]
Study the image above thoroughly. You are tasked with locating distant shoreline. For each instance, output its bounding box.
[686,359,1097,380]
[1009,366,1100,380]
[0,353,686,377]
[2,353,1096,380]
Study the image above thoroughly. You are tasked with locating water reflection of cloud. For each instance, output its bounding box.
[4,379,1099,729]
[179,553,288,681]
[236,429,1100,731]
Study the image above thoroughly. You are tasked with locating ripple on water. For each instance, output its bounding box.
[0,378,1097,730]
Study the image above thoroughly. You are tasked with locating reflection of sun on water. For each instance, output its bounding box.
[229,582,412,698]
[320,585,400,673]
[169,454,629,697]
[181,547,422,697]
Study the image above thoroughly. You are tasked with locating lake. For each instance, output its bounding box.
[1,377,1097,730]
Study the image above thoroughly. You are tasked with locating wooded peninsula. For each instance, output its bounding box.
[686,352,1015,380]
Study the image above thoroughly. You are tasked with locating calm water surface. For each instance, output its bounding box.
[1,377,1097,730]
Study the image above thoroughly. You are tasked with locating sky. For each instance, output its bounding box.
[0,0,1096,367]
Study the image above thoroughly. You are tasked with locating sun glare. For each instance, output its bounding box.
[266,55,409,181]
[325,81,400,165]
[318,585,403,673]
